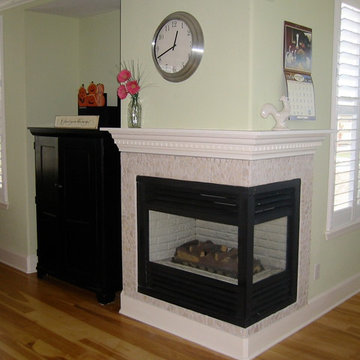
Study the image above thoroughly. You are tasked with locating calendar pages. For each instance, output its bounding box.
[285,71,316,120]
[283,22,315,121]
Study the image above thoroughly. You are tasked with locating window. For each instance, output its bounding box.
[328,0,360,235]
[0,16,8,209]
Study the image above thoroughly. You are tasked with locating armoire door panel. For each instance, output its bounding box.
[34,136,61,274]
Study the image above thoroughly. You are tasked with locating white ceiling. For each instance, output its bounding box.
[27,0,120,18]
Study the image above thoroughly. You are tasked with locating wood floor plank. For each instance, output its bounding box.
[0,262,359,360]
[0,263,233,360]
[256,294,360,360]
[0,347,20,360]
[0,291,168,360]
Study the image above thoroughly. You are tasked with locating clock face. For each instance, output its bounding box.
[154,19,192,74]
[152,12,204,82]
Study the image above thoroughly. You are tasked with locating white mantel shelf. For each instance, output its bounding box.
[104,128,331,160]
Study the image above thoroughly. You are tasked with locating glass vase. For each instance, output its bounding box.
[127,96,142,128]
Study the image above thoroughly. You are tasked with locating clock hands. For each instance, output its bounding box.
[157,46,174,59]
[172,30,178,48]
[157,31,178,59]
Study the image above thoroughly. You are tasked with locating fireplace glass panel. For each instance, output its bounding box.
[149,210,288,284]
[149,210,239,284]
[253,217,287,283]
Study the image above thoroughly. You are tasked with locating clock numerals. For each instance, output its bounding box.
[152,12,204,81]
[155,21,193,72]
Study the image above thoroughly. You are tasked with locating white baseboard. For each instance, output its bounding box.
[120,273,360,360]
[0,247,37,273]
[120,294,248,359]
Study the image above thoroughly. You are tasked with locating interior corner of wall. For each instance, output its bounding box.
[247,0,255,130]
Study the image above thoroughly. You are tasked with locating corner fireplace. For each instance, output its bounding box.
[106,128,328,359]
[137,176,300,327]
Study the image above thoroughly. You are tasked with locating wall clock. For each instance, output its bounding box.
[152,11,204,82]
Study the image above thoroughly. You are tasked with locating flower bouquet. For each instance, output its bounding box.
[117,63,142,128]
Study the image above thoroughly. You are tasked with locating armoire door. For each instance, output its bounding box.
[59,137,100,285]
[34,136,61,275]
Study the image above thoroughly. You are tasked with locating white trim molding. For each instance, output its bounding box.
[0,202,8,209]
[104,128,331,160]
[0,247,37,273]
[326,220,360,240]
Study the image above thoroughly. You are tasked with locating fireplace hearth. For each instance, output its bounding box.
[137,176,300,327]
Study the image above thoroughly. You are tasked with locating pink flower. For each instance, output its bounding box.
[126,80,140,95]
[117,84,128,99]
[117,69,131,83]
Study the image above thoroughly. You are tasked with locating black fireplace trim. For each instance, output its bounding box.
[137,176,300,328]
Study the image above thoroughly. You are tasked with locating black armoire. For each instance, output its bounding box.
[29,128,121,304]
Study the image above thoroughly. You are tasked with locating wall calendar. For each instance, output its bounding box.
[283,21,315,121]
[285,72,315,120]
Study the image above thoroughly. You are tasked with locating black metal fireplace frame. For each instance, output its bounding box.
[137,176,300,327]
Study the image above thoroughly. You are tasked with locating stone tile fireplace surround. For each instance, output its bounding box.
[106,128,328,360]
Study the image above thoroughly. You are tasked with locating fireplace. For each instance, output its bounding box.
[137,176,300,327]
[105,128,328,359]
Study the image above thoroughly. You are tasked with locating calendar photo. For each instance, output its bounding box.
[284,21,312,75]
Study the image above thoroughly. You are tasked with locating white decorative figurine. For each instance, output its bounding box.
[261,96,290,131]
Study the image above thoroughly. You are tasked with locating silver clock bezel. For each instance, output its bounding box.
[152,11,204,82]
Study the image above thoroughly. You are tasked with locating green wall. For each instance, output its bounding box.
[26,11,79,126]
[121,0,360,299]
[121,0,252,129]
[0,0,120,271]
[121,0,333,131]
[250,0,333,131]
[0,6,29,259]
[79,10,121,107]
[0,0,359,301]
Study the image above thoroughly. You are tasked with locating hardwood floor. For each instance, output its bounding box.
[256,292,360,360]
[0,262,359,360]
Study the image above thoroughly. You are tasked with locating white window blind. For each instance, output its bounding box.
[328,0,360,233]
[0,16,8,208]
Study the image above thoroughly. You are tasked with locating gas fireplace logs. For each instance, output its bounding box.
[172,240,264,278]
